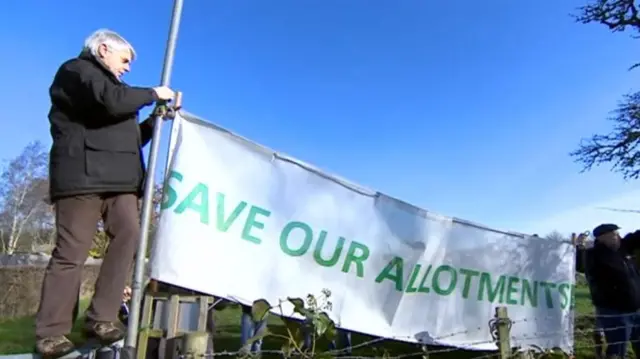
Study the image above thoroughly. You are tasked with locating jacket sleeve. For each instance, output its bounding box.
[58,60,158,118]
[584,249,595,280]
[622,230,640,253]
[139,117,155,147]
[575,247,586,274]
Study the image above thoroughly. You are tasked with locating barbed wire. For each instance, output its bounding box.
[324,324,489,357]
[172,310,640,358]
[200,338,500,359]
[506,309,635,329]
[192,324,497,358]
[172,328,640,359]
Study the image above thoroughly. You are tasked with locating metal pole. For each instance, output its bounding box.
[125,0,184,349]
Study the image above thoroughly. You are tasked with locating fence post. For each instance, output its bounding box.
[181,332,209,359]
[494,306,512,358]
[420,343,429,359]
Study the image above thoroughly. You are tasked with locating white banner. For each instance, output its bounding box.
[151,112,575,352]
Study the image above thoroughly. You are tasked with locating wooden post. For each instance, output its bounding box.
[181,332,209,359]
[495,307,511,359]
[136,294,155,359]
[420,344,429,359]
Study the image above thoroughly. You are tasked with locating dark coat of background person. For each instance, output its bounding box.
[48,50,158,200]
[583,231,640,312]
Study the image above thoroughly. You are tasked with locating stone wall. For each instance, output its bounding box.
[0,254,152,319]
[0,264,101,318]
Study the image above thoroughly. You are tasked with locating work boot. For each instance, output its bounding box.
[35,336,75,358]
[83,321,126,344]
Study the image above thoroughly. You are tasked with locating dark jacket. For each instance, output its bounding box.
[585,231,640,312]
[48,51,158,200]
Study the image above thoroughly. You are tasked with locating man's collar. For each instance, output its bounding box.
[77,50,122,83]
[594,240,616,252]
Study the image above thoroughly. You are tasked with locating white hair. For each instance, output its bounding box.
[83,29,136,60]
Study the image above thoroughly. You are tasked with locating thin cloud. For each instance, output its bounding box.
[522,189,640,236]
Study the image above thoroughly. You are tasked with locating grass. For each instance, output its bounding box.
[0,284,600,358]
[0,301,90,355]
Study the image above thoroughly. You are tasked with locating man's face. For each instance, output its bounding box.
[600,230,621,250]
[97,43,132,79]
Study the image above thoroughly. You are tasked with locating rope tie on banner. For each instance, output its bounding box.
[489,315,512,343]
[152,91,183,119]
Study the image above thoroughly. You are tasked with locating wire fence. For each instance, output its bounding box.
[167,310,640,359]
[63,314,640,359]
[66,306,635,359]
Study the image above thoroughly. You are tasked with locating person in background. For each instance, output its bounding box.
[302,322,352,356]
[118,286,132,326]
[328,330,352,355]
[586,224,640,359]
[240,304,268,354]
[34,28,175,357]
[573,232,605,359]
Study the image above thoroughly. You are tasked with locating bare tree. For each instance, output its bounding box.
[0,141,50,254]
[571,93,640,178]
[545,231,568,242]
[571,0,640,178]
[576,0,640,34]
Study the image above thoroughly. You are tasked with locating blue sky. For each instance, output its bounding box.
[1,0,639,236]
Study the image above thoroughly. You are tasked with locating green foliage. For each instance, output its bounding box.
[242,289,337,358]
[251,299,271,322]
[88,230,109,259]
[516,346,568,359]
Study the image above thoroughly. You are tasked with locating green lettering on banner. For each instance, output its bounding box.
[216,193,247,232]
[459,268,480,299]
[241,206,271,244]
[375,256,404,291]
[558,283,571,310]
[161,172,574,310]
[520,279,538,308]
[540,281,556,309]
[432,265,457,296]
[478,272,505,303]
[405,264,423,293]
[175,183,210,224]
[314,231,345,267]
[505,276,520,305]
[161,170,183,210]
[341,241,370,278]
[280,221,313,256]
[417,265,433,293]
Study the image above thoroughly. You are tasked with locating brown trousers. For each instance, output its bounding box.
[36,193,140,339]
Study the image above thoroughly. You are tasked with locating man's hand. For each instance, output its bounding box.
[576,233,588,248]
[572,232,588,248]
[153,86,175,101]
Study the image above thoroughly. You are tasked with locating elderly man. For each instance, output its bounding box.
[35,29,175,357]
[586,224,640,359]
[574,232,605,359]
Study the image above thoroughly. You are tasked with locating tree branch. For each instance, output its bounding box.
[575,0,640,34]
[571,91,640,179]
